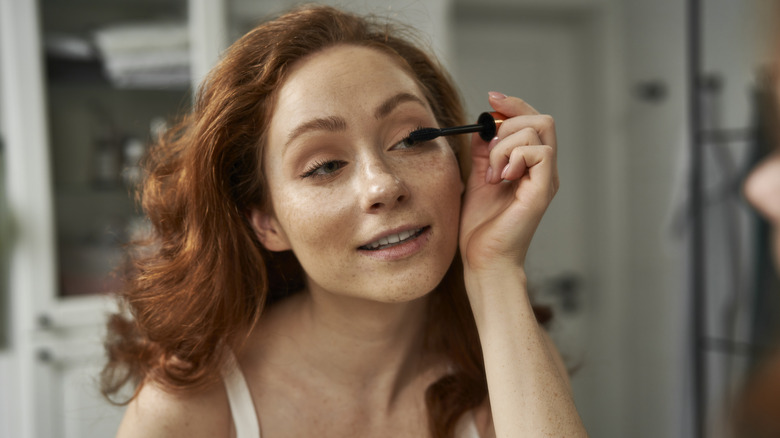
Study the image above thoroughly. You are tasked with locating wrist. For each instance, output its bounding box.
[463,263,527,291]
[463,266,534,327]
[460,244,527,278]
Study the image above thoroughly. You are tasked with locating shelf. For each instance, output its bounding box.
[41,0,191,90]
[40,0,186,35]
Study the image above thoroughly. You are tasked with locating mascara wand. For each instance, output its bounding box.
[404,111,506,146]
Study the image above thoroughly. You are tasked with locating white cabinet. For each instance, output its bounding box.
[32,329,126,438]
[0,0,226,436]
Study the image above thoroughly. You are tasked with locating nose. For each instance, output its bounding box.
[359,160,410,212]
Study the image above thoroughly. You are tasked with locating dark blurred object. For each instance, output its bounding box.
[44,33,107,83]
[635,80,668,102]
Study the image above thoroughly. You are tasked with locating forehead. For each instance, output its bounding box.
[272,45,426,124]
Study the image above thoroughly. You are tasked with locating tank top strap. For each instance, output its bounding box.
[221,350,261,438]
[454,409,482,438]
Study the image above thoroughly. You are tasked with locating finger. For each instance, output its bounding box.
[485,127,542,184]
[495,114,557,157]
[503,145,553,181]
[503,145,558,204]
[488,92,540,116]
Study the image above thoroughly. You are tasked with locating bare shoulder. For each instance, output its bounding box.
[115,379,232,438]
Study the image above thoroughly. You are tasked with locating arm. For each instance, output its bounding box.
[459,92,587,437]
[466,270,583,437]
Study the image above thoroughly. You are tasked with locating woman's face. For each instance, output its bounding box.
[252,45,463,303]
[744,151,780,271]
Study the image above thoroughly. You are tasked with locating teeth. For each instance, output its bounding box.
[364,228,421,250]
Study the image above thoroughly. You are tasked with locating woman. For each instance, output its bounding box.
[102,5,587,437]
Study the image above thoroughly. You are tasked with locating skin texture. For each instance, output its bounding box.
[116,44,586,438]
[253,45,464,305]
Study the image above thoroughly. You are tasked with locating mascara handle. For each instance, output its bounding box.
[477,111,507,142]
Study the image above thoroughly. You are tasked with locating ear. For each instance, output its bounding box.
[248,208,292,252]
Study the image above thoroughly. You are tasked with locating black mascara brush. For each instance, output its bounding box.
[404,112,506,146]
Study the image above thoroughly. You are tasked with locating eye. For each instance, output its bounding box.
[390,126,431,150]
[299,159,347,179]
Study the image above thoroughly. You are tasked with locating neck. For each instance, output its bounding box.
[266,286,436,410]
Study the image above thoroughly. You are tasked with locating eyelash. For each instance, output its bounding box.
[299,159,346,179]
[298,126,431,179]
[396,126,426,149]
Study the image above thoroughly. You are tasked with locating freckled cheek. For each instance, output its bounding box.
[404,155,462,207]
[274,186,353,250]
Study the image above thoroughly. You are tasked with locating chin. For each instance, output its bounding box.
[368,278,441,304]
[347,262,452,304]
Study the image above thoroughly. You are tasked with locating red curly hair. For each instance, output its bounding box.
[101,5,551,437]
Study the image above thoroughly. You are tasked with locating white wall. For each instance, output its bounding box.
[0,354,17,438]
[620,0,689,436]
[228,0,452,62]
[0,6,16,435]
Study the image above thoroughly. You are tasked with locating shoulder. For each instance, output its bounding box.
[115,379,233,438]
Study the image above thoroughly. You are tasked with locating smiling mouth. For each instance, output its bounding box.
[359,227,428,250]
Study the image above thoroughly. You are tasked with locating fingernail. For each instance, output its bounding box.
[489,91,507,100]
[487,136,500,151]
[500,164,510,180]
[485,166,493,183]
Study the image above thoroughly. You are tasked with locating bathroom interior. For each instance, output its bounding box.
[0,0,777,437]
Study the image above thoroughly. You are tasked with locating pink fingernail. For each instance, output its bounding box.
[485,166,493,183]
[500,164,510,180]
[489,91,507,100]
[487,136,500,151]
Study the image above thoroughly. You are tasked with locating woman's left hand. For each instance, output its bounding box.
[459,92,559,274]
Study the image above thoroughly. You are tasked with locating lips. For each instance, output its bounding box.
[359,226,428,250]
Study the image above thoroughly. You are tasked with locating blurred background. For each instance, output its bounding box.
[0,0,777,437]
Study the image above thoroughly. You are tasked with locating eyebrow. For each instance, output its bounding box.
[285,115,347,148]
[284,92,428,149]
[373,92,427,120]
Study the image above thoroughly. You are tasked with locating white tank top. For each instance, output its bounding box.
[220,353,481,438]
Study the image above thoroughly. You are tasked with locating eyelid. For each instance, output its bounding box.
[289,139,345,178]
[299,159,347,179]
[299,159,328,178]
[391,125,431,149]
